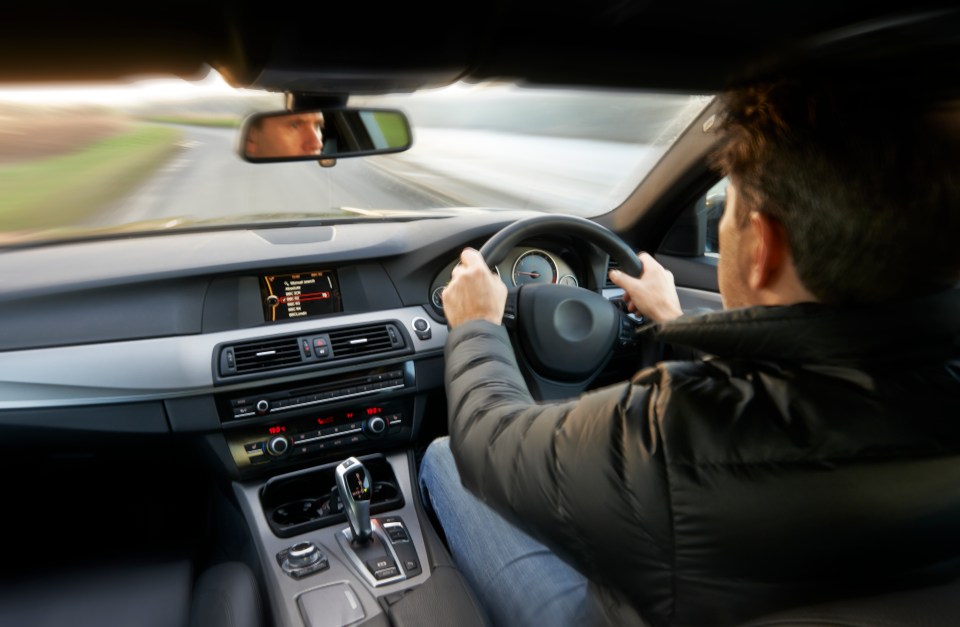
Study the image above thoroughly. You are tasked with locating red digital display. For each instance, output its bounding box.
[268,425,287,435]
[317,416,334,425]
[366,407,383,415]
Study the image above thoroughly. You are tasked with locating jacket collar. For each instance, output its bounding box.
[653,288,960,364]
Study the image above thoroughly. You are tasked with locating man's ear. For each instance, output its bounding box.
[747,211,789,290]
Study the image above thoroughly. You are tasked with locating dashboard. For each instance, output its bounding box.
[0,210,618,481]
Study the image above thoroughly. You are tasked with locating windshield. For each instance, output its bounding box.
[0,69,711,246]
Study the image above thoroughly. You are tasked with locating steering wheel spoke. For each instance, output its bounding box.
[501,287,519,330]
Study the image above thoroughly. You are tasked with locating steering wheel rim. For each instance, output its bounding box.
[479,214,643,277]
[477,214,643,401]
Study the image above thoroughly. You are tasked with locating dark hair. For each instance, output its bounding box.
[710,80,960,304]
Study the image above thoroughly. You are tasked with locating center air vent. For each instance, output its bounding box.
[217,322,408,378]
[232,337,303,374]
[329,324,401,357]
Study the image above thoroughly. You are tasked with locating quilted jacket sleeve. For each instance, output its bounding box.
[444,320,676,602]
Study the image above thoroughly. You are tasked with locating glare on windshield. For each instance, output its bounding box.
[0,70,710,246]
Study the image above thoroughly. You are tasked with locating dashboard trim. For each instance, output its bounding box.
[0,306,446,410]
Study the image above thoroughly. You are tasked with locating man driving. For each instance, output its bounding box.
[244,111,324,158]
[419,79,960,626]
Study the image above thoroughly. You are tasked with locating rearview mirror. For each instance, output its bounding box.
[239,107,412,162]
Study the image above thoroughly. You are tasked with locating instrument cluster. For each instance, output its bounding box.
[428,246,580,314]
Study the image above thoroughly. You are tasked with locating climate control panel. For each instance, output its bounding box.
[225,400,407,470]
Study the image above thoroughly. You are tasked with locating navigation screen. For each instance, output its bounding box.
[260,270,341,321]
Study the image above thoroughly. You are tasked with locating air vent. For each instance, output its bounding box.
[605,258,621,288]
[217,322,408,378]
[232,336,303,374]
[329,323,403,358]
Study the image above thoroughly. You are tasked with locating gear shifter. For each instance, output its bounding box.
[335,456,372,543]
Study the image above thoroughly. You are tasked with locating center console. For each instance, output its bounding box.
[217,358,487,626]
[233,449,488,627]
[199,282,487,625]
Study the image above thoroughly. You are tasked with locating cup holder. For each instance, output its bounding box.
[261,453,405,537]
[272,499,321,526]
[372,480,399,501]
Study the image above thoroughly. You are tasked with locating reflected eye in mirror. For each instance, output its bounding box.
[239,107,412,163]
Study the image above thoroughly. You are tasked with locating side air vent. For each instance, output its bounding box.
[329,323,402,358]
[217,322,408,378]
[604,258,621,288]
[232,336,303,374]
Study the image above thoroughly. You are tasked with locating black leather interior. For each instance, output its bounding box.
[0,559,261,627]
[739,578,960,627]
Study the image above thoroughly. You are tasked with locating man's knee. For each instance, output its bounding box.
[419,436,455,502]
[421,435,458,484]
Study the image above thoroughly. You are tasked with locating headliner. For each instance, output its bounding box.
[2,1,960,95]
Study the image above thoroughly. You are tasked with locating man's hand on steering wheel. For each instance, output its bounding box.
[444,247,507,328]
[608,252,683,323]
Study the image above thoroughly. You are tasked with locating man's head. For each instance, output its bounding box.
[710,80,960,306]
[245,111,324,158]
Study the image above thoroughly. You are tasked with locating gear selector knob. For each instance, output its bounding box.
[335,456,372,543]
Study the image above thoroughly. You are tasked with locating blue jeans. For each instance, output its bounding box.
[418,436,606,627]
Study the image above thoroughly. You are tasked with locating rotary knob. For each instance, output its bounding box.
[266,435,290,457]
[365,416,386,436]
[288,541,322,568]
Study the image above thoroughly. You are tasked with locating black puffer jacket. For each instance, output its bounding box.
[444,288,960,626]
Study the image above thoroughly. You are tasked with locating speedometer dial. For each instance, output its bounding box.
[512,249,559,286]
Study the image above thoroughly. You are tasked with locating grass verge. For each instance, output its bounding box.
[143,115,241,128]
[0,125,182,230]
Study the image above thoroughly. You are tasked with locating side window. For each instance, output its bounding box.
[703,177,727,256]
[656,176,728,296]
[657,176,728,258]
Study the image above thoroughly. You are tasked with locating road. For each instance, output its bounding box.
[93,123,660,227]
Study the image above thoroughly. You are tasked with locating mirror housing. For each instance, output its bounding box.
[239,107,412,163]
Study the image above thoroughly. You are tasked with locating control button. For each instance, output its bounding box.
[233,407,253,418]
[302,339,311,357]
[365,416,386,436]
[365,556,399,581]
[366,557,395,572]
[312,336,330,358]
[255,399,270,414]
[405,560,419,572]
[266,435,290,457]
[411,317,432,340]
[387,527,409,543]
[288,541,322,568]
[293,432,314,443]
[277,542,329,579]
[374,567,399,580]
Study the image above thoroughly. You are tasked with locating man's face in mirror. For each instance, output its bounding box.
[246,112,324,158]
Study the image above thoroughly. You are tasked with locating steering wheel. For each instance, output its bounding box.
[478,214,644,401]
